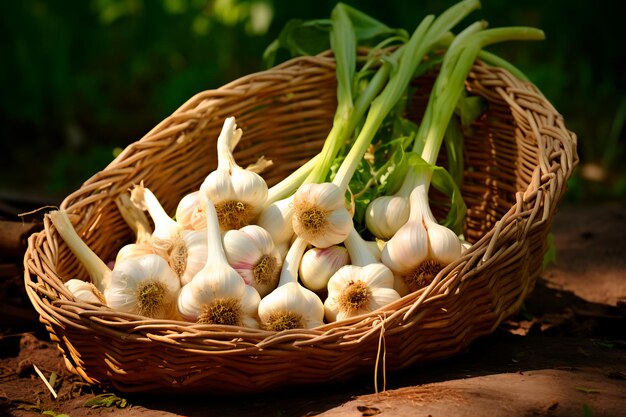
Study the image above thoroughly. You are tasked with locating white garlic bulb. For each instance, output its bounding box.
[175,191,206,231]
[257,237,325,330]
[381,184,462,292]
[365,195,410,239]
[292,182,352,248]
[323,228,400,322]
[177,196,261,327]
[324,264,401,322]
[299,245,349,292]
[200,117,268,231]
[105,254,181,319]
[223,225,282,297]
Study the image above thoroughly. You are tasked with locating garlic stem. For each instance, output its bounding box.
[201,195,229,266]
[266,154,320,206]
[216,117,242,171]
[343,227,377,267]
[277,237,308,287]
[131,184,180,241]
[115,193,152,244]
[48,210,110,293]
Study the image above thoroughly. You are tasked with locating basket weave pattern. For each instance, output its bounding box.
[24,55,577,393]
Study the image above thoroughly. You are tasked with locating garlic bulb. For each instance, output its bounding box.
[175,191,206,231]
[106,254,181,319]
[48,210,111,293]
[257,237,325,330]
[177,196,260,327]
[64,279,105,304]
[381,184,462,292]
[323,228,400,322]
[256,195,295,248]
[364,168,418,239]
[324,264,400,322]
[299,245,349,292]
[131,184,207,286]
[200,117,268,231]
[223,225,282,297]
[292,182,352,248]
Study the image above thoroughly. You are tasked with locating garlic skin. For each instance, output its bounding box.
[299,245,350,292]
[257,237,324,330]
[175,191,206,231]
[105,254,181,319]
[200,117,268,231]
[223,225,282,297]
[324,263,401,322]
[381,185,462,293]
[64,279,105,304]
[365,195,410,239]
[176,196,261,327]
[292,182,352,248]
[256,196,295,248]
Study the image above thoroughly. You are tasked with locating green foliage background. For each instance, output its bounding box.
[1,0,624,201]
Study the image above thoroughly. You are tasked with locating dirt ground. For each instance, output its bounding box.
[1,201,625,417]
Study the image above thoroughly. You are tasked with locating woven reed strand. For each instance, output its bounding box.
[24,55,577,394]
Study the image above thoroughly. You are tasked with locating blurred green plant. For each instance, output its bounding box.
[1,0,623,201]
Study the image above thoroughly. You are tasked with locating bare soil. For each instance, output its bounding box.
[1,201,625,417]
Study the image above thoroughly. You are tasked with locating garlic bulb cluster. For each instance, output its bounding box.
[50,113,465,330]
[200,117,268,231]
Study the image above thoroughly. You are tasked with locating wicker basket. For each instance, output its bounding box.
[24,54,577,394]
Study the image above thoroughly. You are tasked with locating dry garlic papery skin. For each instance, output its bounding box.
[258,237,325,330]
[292,182,352,248]
[200,117,268,231]
[64,279,105,304]
[223,225,282,297]
[105,254,181,319]
[323,228,400,322]
[381,185,462,293]
[299,245,350,292]
[131,184,208,286]
[177,196,261,328]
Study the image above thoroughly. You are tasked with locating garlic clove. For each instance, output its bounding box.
[380,220,429,274]
[299,245,350,292]
[427,222,463,264]
[105,254,181,319]
[115,242,163,264]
